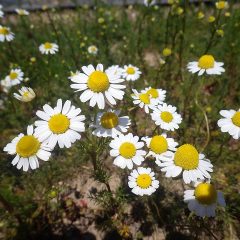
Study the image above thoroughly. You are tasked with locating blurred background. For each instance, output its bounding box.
[0,0,207,11]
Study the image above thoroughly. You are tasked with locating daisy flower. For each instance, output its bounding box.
[132,89,156,114]
[158,144,213,184]
[88,45,98,55]
[70,64,126,109]
[16,9,30,16]
[0,78,11,93]
[109,133,146,169]
[151,103,182,131]
[122,64,141,81]
[128,167,159,196]
[216,1,228,10]
[144,87,166,105]
[217,109,240,139]
[187,54,225,76]
[39,42,59,55]
[5,68,24,86]
[92,110,131,138]
[0,25,14,42]
[13,86,36,102]
[184,182,226,217]
[143,133,178,164]
[3,125,52,172]
[106,65,123,78]
[34,99,85,149]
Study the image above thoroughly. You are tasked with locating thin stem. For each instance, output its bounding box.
[46,10,61,52]
[201,219,219,240]
[204,10,222,54]
[165,8,171,45]
[178,0,187,82]
[194,79,210,152]
[7,41,17,62]
[195,98,210,152]
[136,8,148,62]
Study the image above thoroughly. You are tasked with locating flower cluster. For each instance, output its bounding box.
[3,59,229,218]
[4,99,86,170]
[2,4,235,220]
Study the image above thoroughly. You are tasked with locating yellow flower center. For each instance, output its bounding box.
[87,71,110,93]
[194,183,217,205]
[90,46,97,52]
[139,93,150,104]
[198,12,204,19]
[136,174,152,189]
[119,142,136,159]
[149,135,168,154]
[208,16,216,23]
[48,114,70,134]
[44,42,53,49]
[198,55,215,69]
[0,27,9,35]
[160,111,173,123]
[18,10,25,15]
[126,67,135,75]
[100,112,119,129]
[23,91,29,97]
[216,1,227,9]
[9,72,18,80]
[162,48,172,57]
[174,144,199,170]
[147,88,159,98]
[16,135,40,157]
[231,111,240,127]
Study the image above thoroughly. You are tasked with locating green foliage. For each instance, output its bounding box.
[0,1,240,239]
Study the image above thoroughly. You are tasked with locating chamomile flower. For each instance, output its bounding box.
[158,144,213,184]
[128,167,159,196]
[109,133,146,169]
[215,1,228,10]
[70,64,126,109]
[106,65,123,78]
[151,103,182,131]
[39,42,59,55]
[16,9,30,16]
[0,25,14,42]
[3,125,52,172]
[34,99,85,149]
[5,68,24,86]
[144,87,166,105]
[13,86,36,102]
[122,64,141,81]
[0,78,11,93]
[143,134,178,164]
[217,109,240,139]
[132,89,156,114]
[184,182,226,217]
[92,110,131,138]
[187,55,225,76]
[88,45,98,55]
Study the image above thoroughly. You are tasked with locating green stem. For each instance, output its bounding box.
[194,79,210,152]
[204,10,222,54]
